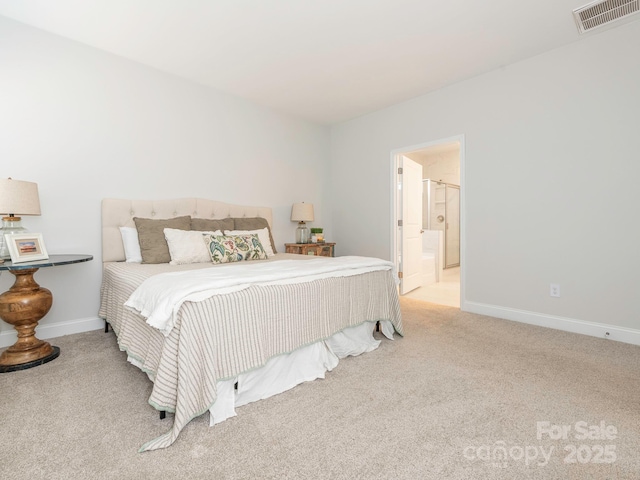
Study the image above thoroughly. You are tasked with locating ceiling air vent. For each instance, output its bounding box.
[573,0,640,33]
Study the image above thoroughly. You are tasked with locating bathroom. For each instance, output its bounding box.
[404,141,460,307]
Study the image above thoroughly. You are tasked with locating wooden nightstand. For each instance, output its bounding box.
[0,254,93,372]
[285,243,335,257]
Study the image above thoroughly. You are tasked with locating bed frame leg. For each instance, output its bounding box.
[160,411,166,420]
[104,321,109,333]
[376,321,380,332]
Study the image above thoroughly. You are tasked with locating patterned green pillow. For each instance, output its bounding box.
[203,234,268,264]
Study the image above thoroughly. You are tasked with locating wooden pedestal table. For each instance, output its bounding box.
[0,254,93,373]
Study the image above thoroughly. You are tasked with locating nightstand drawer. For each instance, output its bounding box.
[285,243,335,257]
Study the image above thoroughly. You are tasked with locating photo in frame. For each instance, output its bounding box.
[5,233,49,263]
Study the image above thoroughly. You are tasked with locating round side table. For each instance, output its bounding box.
[0,254,93,373]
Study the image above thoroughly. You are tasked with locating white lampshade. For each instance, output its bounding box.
[291,203,314,223]
[0,178,42,259]
[0,178,41,216]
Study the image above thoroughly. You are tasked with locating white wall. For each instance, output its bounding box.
[330,21,640,344]
[0,17,329,345]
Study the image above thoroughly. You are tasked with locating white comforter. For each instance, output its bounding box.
[125,255,394,335]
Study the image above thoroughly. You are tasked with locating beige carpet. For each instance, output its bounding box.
[1,298,638,479]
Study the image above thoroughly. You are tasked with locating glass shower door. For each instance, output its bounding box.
[423,179,460,269]
[445,185,460,268]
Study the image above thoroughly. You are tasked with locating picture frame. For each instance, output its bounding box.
[5,233,49,264]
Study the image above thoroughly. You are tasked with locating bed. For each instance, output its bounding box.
[99,198,403,451]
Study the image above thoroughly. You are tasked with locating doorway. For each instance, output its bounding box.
[391,136,464,308]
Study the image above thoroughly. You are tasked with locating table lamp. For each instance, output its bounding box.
[0,178,41,259]
[291,202,314,243]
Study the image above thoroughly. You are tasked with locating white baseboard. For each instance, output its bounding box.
[463,301,640,347]
[0,316,105,348]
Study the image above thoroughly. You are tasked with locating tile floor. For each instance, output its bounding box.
[403,266,460,307]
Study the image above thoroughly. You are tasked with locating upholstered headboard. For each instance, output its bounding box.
[101,198,273,262]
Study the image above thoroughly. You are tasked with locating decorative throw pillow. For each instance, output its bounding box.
[232,217,277,254]
[191,217,235,232]
[224,227,275,257]
[164,228,222,265]
[119,226,142,263]
[203,234,268,264]
[133,216,191,264]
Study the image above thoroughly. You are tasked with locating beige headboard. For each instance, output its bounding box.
[101,198,273,262]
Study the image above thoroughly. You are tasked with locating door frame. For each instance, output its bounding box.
[390,134,466,308]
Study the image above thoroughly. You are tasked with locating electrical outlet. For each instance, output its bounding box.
[550,284,560,297]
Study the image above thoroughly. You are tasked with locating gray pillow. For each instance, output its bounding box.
[133,216,191,264]
[191,217,235,232]
[232,217,277,254]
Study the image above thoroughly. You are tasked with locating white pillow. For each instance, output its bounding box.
[119,226,142,263]
[164,228,222,265]
[225,227,274,256]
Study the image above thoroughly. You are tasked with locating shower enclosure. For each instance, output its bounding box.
[423,179,460,268]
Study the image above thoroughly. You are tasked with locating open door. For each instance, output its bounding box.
[399,155,423,294]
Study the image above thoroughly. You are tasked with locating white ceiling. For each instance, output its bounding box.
[0,0,637,125]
